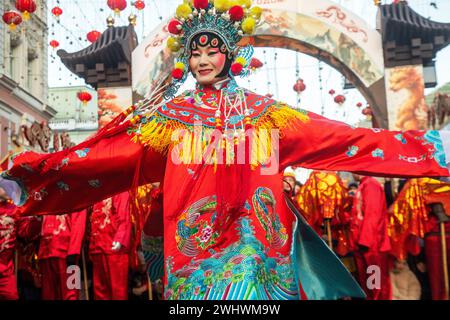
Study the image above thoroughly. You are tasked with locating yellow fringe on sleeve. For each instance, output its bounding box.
[130,103,310,167]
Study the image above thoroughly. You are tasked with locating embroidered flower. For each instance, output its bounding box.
[57,181,69,191]
[371,148,384,159]
[199,225,213,243]
[75,148,90,158]
[346,146,359,157]
[395,133,407,144]
[88,179,101,188]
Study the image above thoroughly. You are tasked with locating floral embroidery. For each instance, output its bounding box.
[166,218,299,300]
[398,154,427,163]
[176,195,219,256]
[423,131,447,168]
[346,146,359,157]
[252,187,288,249]
[395,133,407,144]
[88,179,101,188]
[75,148,90,158]
[33,188,48,201]
[57,181,69,191]
[371,148,384,159]
[52,157,69,170]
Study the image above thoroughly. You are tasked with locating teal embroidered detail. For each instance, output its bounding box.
[424,131,446,168]
[346,146,359,157]
[371,148,384,159]
[166,217,299,300]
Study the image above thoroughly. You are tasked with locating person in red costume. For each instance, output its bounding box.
[38,210,86,300]
[424,205,450,300]
[88,191,131,300]
[0,187,41,300]
[351,174,392,300]
[0,1,449,300]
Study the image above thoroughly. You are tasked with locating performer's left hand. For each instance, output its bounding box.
[111,241,122,251]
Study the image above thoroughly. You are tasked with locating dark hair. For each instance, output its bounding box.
[348,183,358,189]
[189,32,233,78]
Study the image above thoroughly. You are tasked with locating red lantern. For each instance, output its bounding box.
[49,40,59,49]
[87,30,102,43]
[77,91,92,105]
[328,89,335,95]
[107,0,127,16]
[334,94,346,104]
[15,0,36,21]
[356,102,363,108]
[2,11,23,30]
[51,6,63,18]
[293,79,306,93]
[134,0,145,10]
[249,58,263,70]
[362,106,372,116]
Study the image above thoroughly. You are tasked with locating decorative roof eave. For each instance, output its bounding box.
[57,24,138,76]
[379,3,450,49]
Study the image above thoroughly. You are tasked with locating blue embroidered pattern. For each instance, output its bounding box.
[75,148,90,158]
[346,146,359,157]
[166,218,299,300]
[371,148,384,159]
[394,133,407,144]
[424,131,447,168]
[88,180,101,188]
[57,181,69,191]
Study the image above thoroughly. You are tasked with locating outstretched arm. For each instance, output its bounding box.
[0,120,166,216]
[278,107,450,178]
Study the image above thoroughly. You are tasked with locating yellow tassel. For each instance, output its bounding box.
[132,104,309,167]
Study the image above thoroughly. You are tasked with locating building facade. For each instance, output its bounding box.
[48,86,98,145]
[0,0,57,158]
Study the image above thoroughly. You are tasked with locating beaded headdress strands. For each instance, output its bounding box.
[165,0,263,98]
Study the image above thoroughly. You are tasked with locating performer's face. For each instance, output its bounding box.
[189,44,227,86]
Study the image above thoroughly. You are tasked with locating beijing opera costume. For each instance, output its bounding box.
[1,0,450,300]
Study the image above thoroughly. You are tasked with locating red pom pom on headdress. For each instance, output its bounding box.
[231,63,243,75]
[168,19,182,35]
[229,6,244,21]
[193,0,209,10]
[172,68,184,80]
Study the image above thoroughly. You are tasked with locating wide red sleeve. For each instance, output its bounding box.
[112,191,131,249]
[0,120,166,216]
[280,109,450,178]
[67,210,87,256]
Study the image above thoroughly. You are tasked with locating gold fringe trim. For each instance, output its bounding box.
[131,104,310,167]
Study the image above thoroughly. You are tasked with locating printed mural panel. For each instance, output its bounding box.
[97,87,133,128]
[385,65,428,131]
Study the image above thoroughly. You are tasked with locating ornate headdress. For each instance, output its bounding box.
[164,0,263,98]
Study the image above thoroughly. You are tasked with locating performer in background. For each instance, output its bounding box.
[351,174,392,300]
[0,187,41,300]
[88,191,131,300]
[38,210,86,300]
[1,0,449,300]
